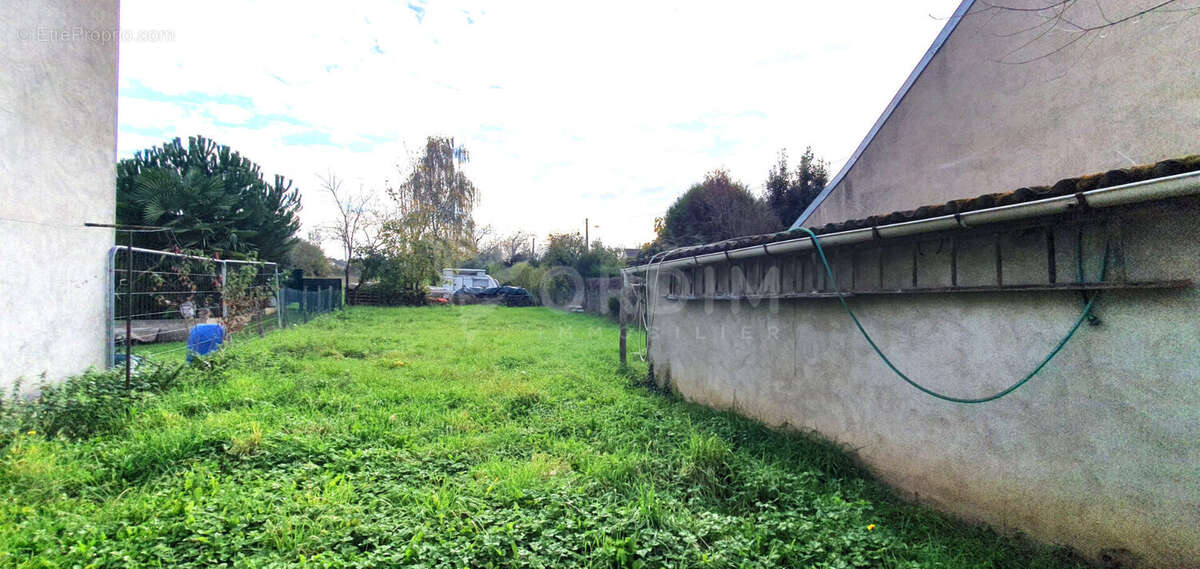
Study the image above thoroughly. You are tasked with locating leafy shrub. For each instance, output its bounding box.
[494,261,545,304]
[352,254,429,305]
[1,362,184,443]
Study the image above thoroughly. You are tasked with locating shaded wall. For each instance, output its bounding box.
[0,0,119,391]
[583,277,623,319]
[644,204,1199,567]
[807,0,1200,227]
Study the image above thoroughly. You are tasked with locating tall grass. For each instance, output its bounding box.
[0,306,1088,568]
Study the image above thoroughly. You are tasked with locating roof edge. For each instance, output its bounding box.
[789,0,977,230]
[632,168,1200,273]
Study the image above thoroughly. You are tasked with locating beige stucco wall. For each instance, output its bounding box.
[644,204,1200,567]
[807,0,1200,227]
[0,0,119,391]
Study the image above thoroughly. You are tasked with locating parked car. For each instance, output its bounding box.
[454,285,535,307]
[450,286,487,305]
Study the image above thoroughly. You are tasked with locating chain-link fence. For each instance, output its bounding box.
[108,246,340,369]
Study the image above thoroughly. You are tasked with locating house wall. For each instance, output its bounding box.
[806,0,1200,227]
[644,203,1199,567]
[0,0,120,391]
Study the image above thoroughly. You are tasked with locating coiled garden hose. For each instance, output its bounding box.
[795,227,1109,404]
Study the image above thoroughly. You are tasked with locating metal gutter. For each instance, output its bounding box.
[628,170,1200,274]
[789,0,977,230]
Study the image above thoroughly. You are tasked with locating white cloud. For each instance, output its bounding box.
[118,0,962,254]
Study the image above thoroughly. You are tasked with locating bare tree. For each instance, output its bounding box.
[971,0,1195,64]
[321,172,381,294]
[497,230,535,264]
[471,223,495,255]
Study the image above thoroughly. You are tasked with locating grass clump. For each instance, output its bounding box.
[680,433,734,499]
[0,306,1090,568]
[1,362,187,442]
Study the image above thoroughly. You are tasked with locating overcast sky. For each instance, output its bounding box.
[118,0,962,255]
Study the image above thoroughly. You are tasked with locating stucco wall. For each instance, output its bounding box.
[644,204,1199,567]
[807,0,1200,227]
[0,0,119,391]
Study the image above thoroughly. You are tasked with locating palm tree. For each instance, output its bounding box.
[130,168,255,255]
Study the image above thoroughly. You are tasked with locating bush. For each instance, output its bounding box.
[608,295,621,317]
[1,363,185,443]
[352,253,430,306]
[355,283,427,306]
[494,262,546,305]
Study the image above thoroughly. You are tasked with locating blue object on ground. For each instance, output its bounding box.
[186,324,225,361]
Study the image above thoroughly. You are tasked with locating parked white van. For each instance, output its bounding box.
[428,268,499,299]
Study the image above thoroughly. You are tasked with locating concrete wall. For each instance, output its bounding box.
[583,277,622,319]
[807,0,1200,227]
[0,0,119,391]
[644,204,1199,567]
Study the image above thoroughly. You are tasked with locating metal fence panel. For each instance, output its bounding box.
[108,247,342,371]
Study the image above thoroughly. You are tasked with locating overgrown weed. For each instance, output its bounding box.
[0,307,1090,568]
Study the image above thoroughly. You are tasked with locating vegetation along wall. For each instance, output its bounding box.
[642,201,1199,567]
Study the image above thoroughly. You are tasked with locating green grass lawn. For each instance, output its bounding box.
[0,306,1086,568]
[131,340,187,361]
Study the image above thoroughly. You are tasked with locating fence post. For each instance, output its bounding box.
[619,315,627,367]
[275,267,283,330]
[105,247,117,369]
[301,286,309,322]
[619,279,627,367]
[124,231,133,389]
[220,261,229,322]
[256,281,265,337]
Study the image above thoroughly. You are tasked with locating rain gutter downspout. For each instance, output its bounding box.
[626,170,1200,275]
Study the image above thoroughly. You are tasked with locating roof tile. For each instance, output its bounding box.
[648,155,1200,263]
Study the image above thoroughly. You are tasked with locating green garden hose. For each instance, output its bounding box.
[795,227,1109,404]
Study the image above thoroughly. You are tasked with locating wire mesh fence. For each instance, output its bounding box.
[108,246,341,370]
[279,284,343,325]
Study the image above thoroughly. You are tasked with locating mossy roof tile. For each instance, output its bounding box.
[647,155,1200,263]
